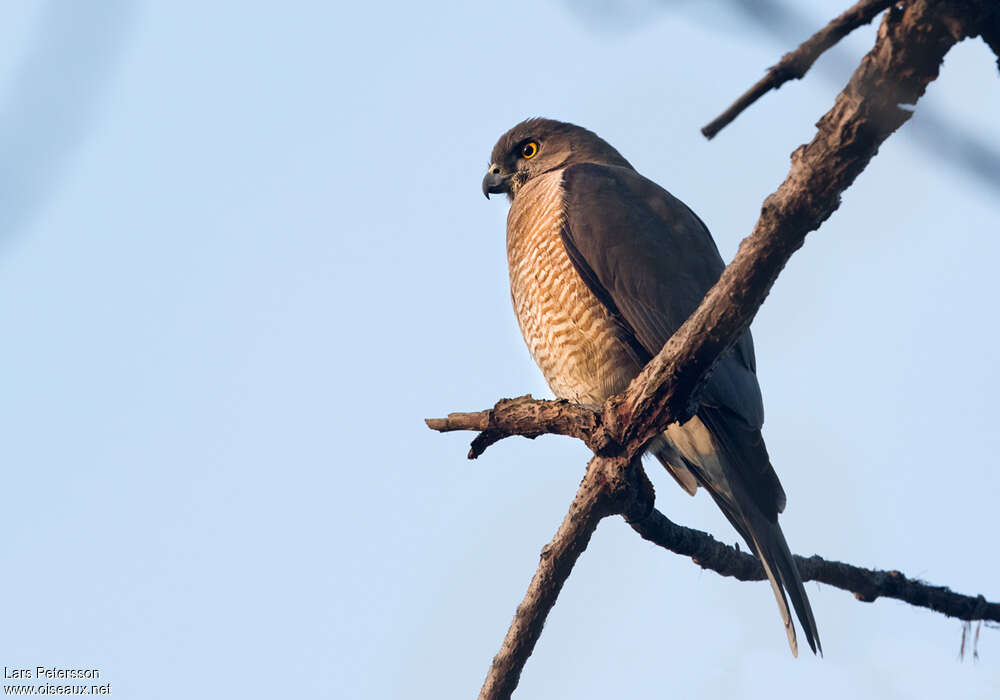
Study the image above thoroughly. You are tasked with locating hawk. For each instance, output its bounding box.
[482,118,820,656]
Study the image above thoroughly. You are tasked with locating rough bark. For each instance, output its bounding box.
[602,0,993,455]
[477,456,651,700]
[426,395,610,458]
[629,507,1000,622]
[701,0,895,139]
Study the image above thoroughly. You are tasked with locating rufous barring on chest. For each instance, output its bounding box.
[505,170,641,406]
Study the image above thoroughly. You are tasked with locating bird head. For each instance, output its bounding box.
[482,118,632,200]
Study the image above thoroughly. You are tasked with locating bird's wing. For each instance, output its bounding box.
[558,162,819,654]
[558,162,785,517]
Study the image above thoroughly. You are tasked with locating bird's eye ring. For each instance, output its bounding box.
[521,141,539,159]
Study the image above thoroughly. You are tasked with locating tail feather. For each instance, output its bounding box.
[742,504,821,656]
[654,416,821,655]
[708,478,821,656]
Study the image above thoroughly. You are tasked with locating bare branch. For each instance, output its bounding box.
[428,412,1000,624]
[721,0,1000,197]
[629,508,1000,622]
[477,459,611,700]
[605,0,976,452]
[426,395,613,458]
[701,0,894,139]
[478,456,651,700]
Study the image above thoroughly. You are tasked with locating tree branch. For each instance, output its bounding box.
[603,0,976,453]
[701,0,894,139]
[425,395,612,458]
[427,395,1000,624]
[478,456,652,700]
[629,507,1000,622]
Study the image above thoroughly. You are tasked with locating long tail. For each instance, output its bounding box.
[743,505,821,657]
[652,419,821,656]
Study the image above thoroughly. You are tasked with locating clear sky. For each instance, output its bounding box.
[1,1,998,698]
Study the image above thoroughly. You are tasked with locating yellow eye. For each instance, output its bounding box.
[521,141,539,159]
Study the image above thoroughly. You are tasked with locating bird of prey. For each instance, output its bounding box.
[482,118,820,656]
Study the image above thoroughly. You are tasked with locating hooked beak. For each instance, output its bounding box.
[482,165,510,199]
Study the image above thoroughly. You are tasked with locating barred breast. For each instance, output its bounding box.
[506,170,642,406]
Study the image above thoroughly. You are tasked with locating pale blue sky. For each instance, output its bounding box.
[1,2,998,698]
